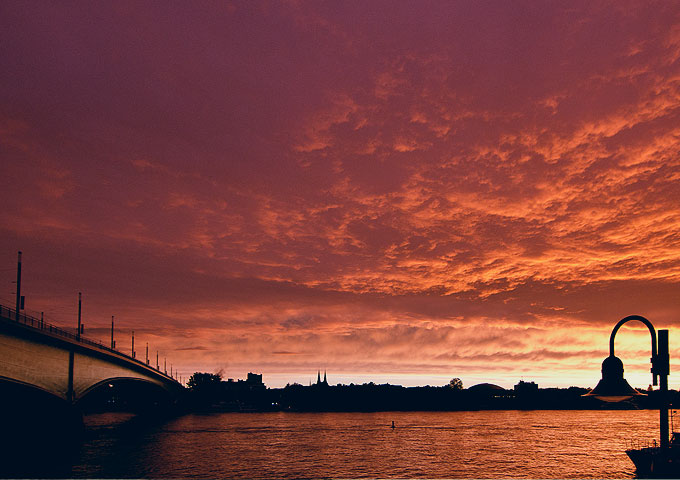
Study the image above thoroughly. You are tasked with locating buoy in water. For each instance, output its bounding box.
[391,421,395,429]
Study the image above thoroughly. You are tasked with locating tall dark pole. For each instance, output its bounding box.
[146,342,149,365]
[156,350,159,370]
[111,316,115,349]
[131,330,135,358]
[658,329,670,450]
[15,251,21,317]
[77,292,82,340]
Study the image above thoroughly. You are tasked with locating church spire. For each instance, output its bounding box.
[323,370,327,385]
[317,370,321,385]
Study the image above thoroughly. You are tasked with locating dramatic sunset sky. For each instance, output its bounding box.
[2,1,680,389]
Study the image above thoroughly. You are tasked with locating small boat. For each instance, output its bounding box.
[626,432,680,476]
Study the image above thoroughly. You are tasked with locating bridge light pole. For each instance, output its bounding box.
[146,342,149,365]
[77,292,82,341]
[156,350,159,370]
[15,251,21,318]
[111,316,115,349]
[131,330,135,358]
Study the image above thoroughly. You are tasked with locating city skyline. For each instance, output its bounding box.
[2,2,680,390]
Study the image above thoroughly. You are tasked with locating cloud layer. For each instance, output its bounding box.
[1,1,680,387]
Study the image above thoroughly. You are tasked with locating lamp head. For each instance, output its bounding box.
[583,355,644,402]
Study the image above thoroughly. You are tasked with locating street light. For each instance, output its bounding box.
[584,315,670,450]
[586,354,643,402]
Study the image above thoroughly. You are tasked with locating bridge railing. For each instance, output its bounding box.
[0,304,110,350]
[0,303,178,383]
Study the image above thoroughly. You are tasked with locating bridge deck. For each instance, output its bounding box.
[0,303,180,386]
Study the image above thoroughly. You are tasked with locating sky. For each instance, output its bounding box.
[1,1,680,389]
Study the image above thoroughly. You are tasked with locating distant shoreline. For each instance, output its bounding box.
[182,381,673,415]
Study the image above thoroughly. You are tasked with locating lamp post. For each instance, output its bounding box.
[584,315,670,450]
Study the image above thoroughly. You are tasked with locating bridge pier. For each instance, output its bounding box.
[0,378,84,477]
[67,350,75,403]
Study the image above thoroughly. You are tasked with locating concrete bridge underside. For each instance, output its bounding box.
[0,316,181,404]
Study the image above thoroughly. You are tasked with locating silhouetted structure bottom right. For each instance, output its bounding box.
[626,432,680,477]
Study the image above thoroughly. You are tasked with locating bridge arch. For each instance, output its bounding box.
[0,374,68,406]
[77,376,176,412]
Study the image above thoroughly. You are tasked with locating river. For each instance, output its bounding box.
[43,410,662,478]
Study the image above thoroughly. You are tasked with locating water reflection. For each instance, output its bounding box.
[24,410,658,478]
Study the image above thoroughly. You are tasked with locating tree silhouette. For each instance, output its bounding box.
[448,378,463,390]
[187,372,222,391]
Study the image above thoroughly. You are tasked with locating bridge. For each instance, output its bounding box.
[0,303,184,407]
[0,253,187,476]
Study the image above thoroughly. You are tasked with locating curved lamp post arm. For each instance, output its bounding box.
[609,314,658,385]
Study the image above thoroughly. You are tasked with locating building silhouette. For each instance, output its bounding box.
[316,370,328,387]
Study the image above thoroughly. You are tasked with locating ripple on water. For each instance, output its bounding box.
[66,410,653,478]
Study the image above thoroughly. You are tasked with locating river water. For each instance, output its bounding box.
[62,410,659,478]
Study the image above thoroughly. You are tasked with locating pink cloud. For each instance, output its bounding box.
[2,1,680,387]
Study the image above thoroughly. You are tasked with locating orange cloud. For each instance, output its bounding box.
[2,1,680,388]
